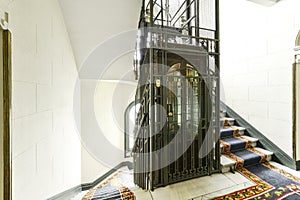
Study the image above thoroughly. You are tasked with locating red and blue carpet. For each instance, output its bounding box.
[213,162,300,200]
[82,169,135,200]
[217,124,300,199]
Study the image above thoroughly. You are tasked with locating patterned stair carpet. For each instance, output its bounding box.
[82,168,135,200]
[221,126,267,169]
[213,162,300,200]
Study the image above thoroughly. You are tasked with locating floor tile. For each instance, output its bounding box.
[147,173,241,200]
[224,171,251,185]
[132,188,153,200]
[202,181,256,199]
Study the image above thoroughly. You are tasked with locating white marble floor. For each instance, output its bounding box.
[131,171,254,200]
[72,161,300,200]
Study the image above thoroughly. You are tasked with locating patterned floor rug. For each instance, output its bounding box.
[213,162,300,200]
[82,168,135,200]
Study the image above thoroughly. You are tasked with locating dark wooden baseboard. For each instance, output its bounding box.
[222,102,300,170]
[47,161,133,200]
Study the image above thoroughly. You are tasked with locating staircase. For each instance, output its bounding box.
[73,110,276,199]
[220,111,274,173]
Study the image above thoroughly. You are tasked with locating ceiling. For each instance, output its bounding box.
[59,0,282,80]
[59,0,141,80]
[247,0,281,6]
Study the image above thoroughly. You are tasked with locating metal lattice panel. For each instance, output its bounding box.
[133,0,220,190]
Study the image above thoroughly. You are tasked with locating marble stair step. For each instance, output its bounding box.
[220,135,258,152]
[221,147,274,173]
[254,147,273,162]
[220,126,245,139]
[240,135,258,147]
[230,126,246,135]
[220,110,227,118]
[220,117,235,126]
[221,155,235,173]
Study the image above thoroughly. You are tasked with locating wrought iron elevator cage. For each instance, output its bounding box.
[132,0,220,190]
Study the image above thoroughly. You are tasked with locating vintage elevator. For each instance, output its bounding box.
[132,0,220,190]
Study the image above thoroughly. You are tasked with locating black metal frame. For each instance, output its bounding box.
[133,0,220,190]
[1,28,12,200]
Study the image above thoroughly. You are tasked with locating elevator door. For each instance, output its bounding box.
[163,63,211,184]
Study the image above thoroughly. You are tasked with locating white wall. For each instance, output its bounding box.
[80,80,135,183]
[59,0,140,182]
[59,0,141,70]
[220,0,300,157]
[1,0,82,199]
